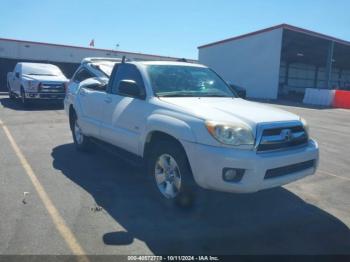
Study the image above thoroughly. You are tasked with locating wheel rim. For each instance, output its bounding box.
[154,154,181,199]
[74,120,84,145]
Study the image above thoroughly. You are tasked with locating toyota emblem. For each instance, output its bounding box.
[281,129,293,142]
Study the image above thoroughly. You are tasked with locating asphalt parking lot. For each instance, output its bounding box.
[0,94,349,256]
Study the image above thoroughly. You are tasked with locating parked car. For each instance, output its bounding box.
[64,61,319,205]
[7,62,68,106]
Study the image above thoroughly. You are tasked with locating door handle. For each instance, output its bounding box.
[104,97,112,103]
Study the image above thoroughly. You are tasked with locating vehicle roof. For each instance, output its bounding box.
[132,61,207,68]
[18,62,59,68]
[81,57,122,64]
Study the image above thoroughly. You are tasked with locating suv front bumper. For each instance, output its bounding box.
[182,139,319,193]
[25,92,65,100]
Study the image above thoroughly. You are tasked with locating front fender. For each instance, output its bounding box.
[140,113,197,155]
[21,79,31,91]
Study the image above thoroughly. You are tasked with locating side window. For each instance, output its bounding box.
[15,64,20,73]
[107,64,119,93]
[110,64,145,97]
[72,68,95,83]
[14,64,21,77]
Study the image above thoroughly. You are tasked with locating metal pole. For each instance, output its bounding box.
[325,41,334,89]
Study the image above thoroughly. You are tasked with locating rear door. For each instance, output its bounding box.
[99,64,149,155]
[74,68,101,137]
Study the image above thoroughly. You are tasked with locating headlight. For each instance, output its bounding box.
[205,121,254,146]
[300,117,309,134]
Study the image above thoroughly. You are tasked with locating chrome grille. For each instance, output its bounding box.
[256,122,308,152]
[40,83,65,93]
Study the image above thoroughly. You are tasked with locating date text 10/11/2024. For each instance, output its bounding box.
[127,256,220,261]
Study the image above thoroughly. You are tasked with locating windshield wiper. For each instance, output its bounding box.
[200,94,232,97]
[158,94,198,97]
[157,91,200,97]
[158,93,233,98]
[27,73,56,76]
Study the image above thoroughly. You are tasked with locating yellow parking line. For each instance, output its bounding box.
[0,119,89,262]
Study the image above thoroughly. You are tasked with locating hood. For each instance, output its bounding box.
[159,97,300,128]
[22,74,68,83]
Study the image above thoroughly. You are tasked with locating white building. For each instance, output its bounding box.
[198,24,350,100]
[0,38,195,91]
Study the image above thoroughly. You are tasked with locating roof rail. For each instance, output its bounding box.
[177,58,188,62]
[81,57,122,64]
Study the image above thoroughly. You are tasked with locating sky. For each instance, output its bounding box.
[1,0,350,59]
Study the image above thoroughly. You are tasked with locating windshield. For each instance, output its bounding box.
[146,65,236,97]
[92,62,117,77]
[22,64,64,76]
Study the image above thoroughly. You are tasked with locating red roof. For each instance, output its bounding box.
[198,24,350,49]
[0,37,195,61]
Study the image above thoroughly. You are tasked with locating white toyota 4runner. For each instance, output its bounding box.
[64,61,319,202]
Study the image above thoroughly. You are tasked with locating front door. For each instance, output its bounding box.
[99,64,149,155]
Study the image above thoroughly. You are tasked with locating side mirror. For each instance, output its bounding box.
[15,72,20,78]
[118,80,144,99]
[80,77,107,91]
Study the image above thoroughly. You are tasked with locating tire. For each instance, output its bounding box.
[71,111,93,152]
[147,139,197,209]
[7,82,15,100]
[9,92,16,100]
[20,88,28,107]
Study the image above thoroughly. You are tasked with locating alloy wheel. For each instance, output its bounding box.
[154,154,182,199]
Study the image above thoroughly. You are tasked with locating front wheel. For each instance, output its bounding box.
[148,140,197,208]
[20,88,28,107]
[71,112,93,152]
[7,83,15,100]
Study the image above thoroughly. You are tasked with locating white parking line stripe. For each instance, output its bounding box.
[318,170,350,182]
[0,119,89,262]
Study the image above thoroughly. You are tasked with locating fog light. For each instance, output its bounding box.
[222,168,244,182]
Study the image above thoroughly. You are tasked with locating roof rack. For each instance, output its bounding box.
[177,58,188,62]
[120,56,151,63]
[81,57,122,64]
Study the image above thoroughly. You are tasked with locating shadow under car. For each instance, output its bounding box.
[0,96,64,111]
[51,143,350,255]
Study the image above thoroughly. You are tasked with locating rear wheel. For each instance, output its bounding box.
[71,112,93,152]
[148,140,197,208]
